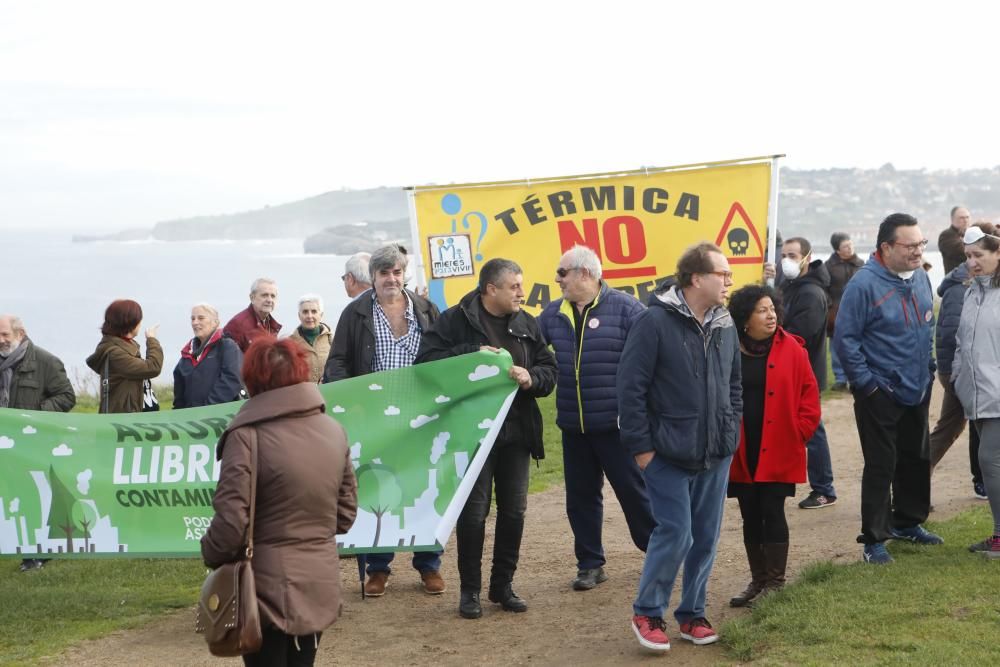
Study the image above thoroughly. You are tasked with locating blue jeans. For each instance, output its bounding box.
[633,454,731,622]
[806,420,836,498]
[365,550,442,576]
[831,343,847,385]
[563,429,655,570]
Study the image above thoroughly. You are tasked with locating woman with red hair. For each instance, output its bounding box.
[202,338,358,667]
[85,299,163,413]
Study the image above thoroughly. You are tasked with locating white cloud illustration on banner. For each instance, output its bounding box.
[410,414,439,428]
[22,426,37,435]
[384,406,400,416]
[368,383,383,391]
[435,395,450,403]
[52,444,73,456]
[0,436,13,449]
[77,469,93,494]
[468,365,500,382]
[331,405,346,413]
[67,426,77,431]
[478,418,493,429]
[431,432,450,463]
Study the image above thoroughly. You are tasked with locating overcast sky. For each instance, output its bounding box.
[2,1,997,231]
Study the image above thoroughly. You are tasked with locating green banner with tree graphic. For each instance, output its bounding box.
[0,351,517,558]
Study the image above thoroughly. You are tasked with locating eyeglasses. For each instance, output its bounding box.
[705,270,734,281]
[556,267,580,278]
[889,239,929,252]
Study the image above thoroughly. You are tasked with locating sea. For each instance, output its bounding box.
[4,229,946,388]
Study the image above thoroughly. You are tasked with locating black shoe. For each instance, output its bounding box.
[488,584,528,612]
[572,567,609,591]
[18,559,43,573]
[459,591,482,619]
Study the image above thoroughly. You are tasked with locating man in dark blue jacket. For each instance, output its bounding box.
[618,242,742,652]
[539,245,654,592]
[929,262,985,498]
[834,213,942,565]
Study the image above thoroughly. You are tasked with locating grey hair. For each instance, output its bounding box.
[344,252,372,285]
[0,314,25,336]
[298,293,324,312]
[250,277,277,295]
[191,303,220,324]
[479,258,523,292]
[369,244,408,281]
[562,245,603,280]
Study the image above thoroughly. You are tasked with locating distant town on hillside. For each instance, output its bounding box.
[73,164,1000,254]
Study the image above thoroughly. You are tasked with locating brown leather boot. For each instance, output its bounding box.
[730,542,767,607]
[761,542,789,594]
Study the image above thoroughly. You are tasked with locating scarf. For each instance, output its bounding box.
[180,328,223,368]
[0,339,29,408]
[739,330,774,357]
[298,325,322,346]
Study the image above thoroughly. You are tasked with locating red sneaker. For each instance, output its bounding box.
[632,615,670,651]
[679,617,719,645]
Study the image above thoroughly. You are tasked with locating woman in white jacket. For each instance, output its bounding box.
[952,222,1000,558]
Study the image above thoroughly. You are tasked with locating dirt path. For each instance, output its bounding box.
[46,390,984,666]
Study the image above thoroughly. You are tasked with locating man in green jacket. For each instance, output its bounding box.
[0,314,76,572]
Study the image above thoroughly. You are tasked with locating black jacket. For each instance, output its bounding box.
[322,289,440,382]
[415,289,557,460]
[780,259,831,391]
[6,340,76,412]
[935,262,971,378]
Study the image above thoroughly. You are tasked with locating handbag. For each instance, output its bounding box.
[195,429,263,656]
[101,355,160,412]
[142,378,160,412]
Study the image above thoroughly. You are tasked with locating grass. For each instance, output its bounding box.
[722,505,1000,665]
[0,559,205,665]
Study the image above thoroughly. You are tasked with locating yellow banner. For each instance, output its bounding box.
[412,160,772,314]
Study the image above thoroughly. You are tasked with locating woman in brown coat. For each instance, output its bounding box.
[287,294,333,383]
[85,299,163,413]
[201,338,358,667]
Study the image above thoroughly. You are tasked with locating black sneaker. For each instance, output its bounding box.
[18,559,44,572]
[572,567,609,591]
[974,482,988,500]
[798,491,837,509]
[488,584,527,612]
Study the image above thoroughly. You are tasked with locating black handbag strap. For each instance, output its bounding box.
[246,428,258,560]
[101,356,110,413]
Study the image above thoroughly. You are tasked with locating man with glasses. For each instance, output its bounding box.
[779,237,837,511]
[618,241,742,651]
[342,252,372,299]
[834,213,941,565]
[538,245,655,593]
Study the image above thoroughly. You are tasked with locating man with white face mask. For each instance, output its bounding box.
[779,238,837,510]
[834,213,940,564]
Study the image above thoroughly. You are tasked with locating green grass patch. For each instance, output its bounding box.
[0,558,204,665]
[722,505,1000,665]
[528,394,565,493]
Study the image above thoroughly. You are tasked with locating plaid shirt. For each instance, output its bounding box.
[372,292,422,371]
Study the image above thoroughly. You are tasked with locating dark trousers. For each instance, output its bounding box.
[853,389,931,544]
[457,441,530,593]
[562,429,655,569]
[735,487,789,544]
[929,374,983,484]
[243,627,322,667]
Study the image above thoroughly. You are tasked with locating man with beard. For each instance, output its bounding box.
[0,314,75,571]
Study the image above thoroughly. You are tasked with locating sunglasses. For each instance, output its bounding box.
[556,267,580,278]
[964,227,1000,245]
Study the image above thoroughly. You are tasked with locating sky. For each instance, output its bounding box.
[2,0,998,231]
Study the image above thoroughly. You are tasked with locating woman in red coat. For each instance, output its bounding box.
[726,284,821,607]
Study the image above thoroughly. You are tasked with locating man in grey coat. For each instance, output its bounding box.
[0,314,76,571]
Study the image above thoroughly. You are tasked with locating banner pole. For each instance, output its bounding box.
[406,189,427,290]
[765,156,782,286]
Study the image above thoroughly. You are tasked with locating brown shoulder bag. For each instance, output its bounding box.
[195,428,263,656]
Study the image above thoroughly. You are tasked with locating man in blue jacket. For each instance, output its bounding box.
[834,213,942,565]
[618,241,742,652]
[539,245,654,592]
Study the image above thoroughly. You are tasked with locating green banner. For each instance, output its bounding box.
[0,351,516,558]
